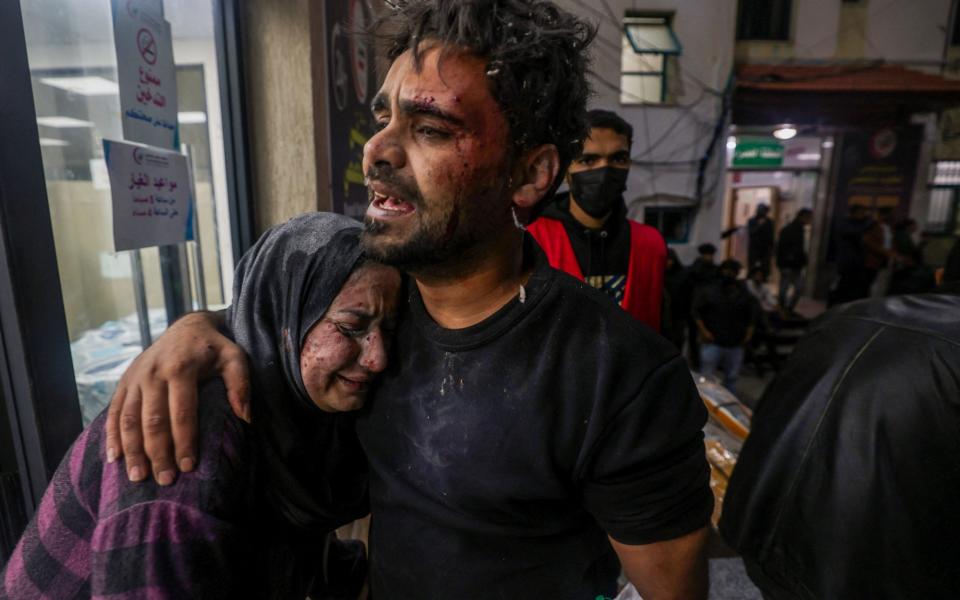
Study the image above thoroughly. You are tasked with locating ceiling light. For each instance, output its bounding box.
[726,136,737,150]
[796,153,821,161]
[822,139,834,148]
[39,138,69,147]
[773,125,797,140]
[39,76,119,96]
[36,116,94,128]
[177,111,208,124]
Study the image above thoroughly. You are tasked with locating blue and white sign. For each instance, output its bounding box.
[104,139,194,251]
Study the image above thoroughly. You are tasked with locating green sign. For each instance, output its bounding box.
[733,138,784,167]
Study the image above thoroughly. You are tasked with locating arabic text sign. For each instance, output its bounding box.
[104,139,193,251]
[732,138,784,168]
[112,0,179,149]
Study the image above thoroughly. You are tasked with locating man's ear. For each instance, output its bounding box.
[511,144,560,211]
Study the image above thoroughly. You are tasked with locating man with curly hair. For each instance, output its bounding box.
[105,1,713,597]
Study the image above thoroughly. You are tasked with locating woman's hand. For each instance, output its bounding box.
[105,311,252,485]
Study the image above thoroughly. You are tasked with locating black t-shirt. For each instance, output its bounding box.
[356,241,712,599]
[688,258,718,289]
[693,281,759,347]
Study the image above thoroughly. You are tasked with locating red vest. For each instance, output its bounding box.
[528,217,666,331]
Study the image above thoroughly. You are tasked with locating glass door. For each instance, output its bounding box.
[20,0,238,424]
[0,0,250,562]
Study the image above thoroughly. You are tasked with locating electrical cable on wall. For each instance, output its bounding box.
[564,0,733,209]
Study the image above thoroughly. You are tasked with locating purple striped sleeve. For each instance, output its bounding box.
[1,383,250,600]
[90,500,246,599]
[1,421,96,599]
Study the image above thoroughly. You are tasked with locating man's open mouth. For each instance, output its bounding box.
[367,185,416,219]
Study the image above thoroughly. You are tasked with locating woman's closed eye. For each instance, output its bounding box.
[335,321,367,338]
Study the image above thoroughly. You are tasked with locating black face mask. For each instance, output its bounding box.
[568,166,628,218]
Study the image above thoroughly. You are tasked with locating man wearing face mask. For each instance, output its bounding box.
[529,109,666,331]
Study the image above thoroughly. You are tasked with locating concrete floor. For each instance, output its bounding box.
[709,558,763,600]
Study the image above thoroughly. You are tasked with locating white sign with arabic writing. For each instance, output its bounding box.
[104,139,194,251]
[112,0,179,149]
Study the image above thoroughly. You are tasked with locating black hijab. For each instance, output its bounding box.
[227,212,369,534]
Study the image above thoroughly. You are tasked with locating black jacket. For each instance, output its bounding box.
[775,219,806,270]
[747,217,775,263]
[720,287,960,599]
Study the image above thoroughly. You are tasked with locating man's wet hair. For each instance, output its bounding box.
[372,0,595,194]
[586,109,633,150]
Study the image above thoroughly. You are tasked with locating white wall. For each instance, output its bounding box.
[794,0,842,58]
[864,0,952,62]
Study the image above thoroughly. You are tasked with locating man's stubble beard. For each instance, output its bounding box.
[361,177,512,277]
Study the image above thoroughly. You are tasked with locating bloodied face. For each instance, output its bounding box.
[361,44,515,271]
[300,262,401,412]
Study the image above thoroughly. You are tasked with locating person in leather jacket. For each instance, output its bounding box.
[720,239,960,599]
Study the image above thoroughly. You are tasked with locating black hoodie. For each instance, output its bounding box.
[540,192,631,303]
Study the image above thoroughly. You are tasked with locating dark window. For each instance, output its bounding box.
[736,0,792,41]
[645,206,694,244]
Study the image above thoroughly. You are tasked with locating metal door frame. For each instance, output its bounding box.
[0,0,83,511]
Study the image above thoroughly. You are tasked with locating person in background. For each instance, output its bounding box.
[745,266,777,314]
[689,243,719,287]
[528,109,666,331]
[0,214,401,599]
[721,238,960,599]
[693,259,758,392]
[892,217,921,262]
[686,243,720,367]
[830,203,875,306]
[663,248,694,352]
[747,204,775,279]
[744,266,784,374]
[775,208,812,315]
[867,206,896,297]
[888,218,935,295]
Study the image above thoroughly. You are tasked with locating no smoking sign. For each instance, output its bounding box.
[137,27,158,65]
